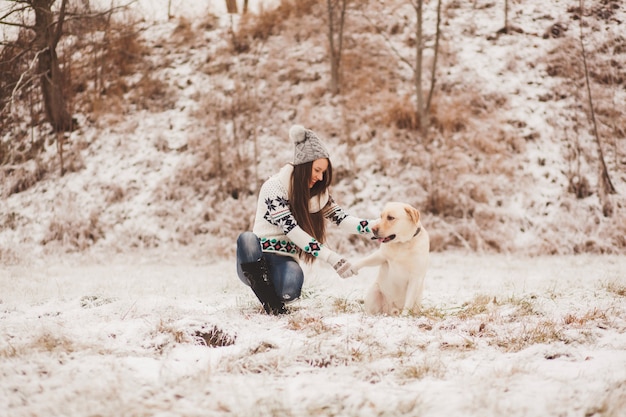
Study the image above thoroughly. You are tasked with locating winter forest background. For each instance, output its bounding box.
[1,0,624,261]
[1,1,626,416]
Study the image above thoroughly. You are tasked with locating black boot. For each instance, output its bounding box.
[241,258,288,315]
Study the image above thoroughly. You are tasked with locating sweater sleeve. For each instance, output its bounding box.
[260,180,338,263]
[322,195,374,237]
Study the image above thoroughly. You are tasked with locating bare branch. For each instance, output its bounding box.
[52,0,68,46]
[63,1,137,22]
[356,9,413,71]
[425,0,442,113]
[11,47,46,101]
[578,0,616,197]
[0,5,31,23]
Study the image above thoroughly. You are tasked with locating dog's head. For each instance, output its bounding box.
[372,202,421,244]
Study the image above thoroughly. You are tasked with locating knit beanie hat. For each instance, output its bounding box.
[290,125,330,165]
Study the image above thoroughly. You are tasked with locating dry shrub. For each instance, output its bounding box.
[457,294,494,319]
[71,17,153,116]
[104,183,126,204]
[127,73,175,112]
[606,281,626,297]
[1,159,47,197]
[35,331,75,354]
[103,21,148,77]
[562,308,608,327]
[341,48,397,99]
[234,0,318,50]
[426,187,470,218]
[468,131,508,155]
[42,207,104,251]
[400,357,446,380]
[155,139,218,200]
[493,320,564,352]
[425,149,475,218]
[172,17,195,45]
[381,95,419,130]
[287,314,336,335]
[596,101,626,139]
[429,94,472,134]
[60,146,86,175]
[544,39,583,80]
[331,296,362,314]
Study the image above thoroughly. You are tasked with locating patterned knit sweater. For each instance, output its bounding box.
[252,164,372,263]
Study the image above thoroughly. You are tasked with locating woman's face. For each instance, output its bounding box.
[309,158,329,188]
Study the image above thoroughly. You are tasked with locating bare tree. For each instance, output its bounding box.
[577,0,617,215]
[426,0,442,114]
[225,0,238,14]
[363,0,442,136]
[411,0,443,135]
[503,0,509,33]
[20,0,73,132]
[326,0,348,96]
[413,0,425,134]
[1,0,134,174]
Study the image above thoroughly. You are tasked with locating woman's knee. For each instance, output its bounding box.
[275,260,304,302]
[237,232,261,263]
[236,232,262,285]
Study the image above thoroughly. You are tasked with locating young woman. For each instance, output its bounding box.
[236,124,374,315]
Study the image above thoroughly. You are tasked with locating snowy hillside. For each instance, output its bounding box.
[1,0,625,263]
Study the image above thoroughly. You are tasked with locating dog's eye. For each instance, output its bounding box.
[387,215,395,221]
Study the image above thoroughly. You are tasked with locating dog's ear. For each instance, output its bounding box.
[405,205,420,225]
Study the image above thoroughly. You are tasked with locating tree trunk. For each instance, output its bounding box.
[226,0,238,14]
[33,0,73,132]
[504,0,509,32]
[578,0,616,216]
[327,0,347,96]
[414,0,426,135]
[426,0,441,114]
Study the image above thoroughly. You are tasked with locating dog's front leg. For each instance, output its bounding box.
[353,251,386,272]
[401,277,425,314]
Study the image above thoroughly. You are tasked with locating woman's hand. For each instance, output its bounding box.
[332,258,358,279]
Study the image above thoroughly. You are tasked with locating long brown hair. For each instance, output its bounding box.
[290,160,333,263]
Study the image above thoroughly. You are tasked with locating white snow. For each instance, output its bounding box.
[1,253,625,416]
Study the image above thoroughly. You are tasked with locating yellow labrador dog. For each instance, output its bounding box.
[355,202,430,315]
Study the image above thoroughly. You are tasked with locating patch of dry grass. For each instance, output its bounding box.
[399,356,446,381]
[563,308,609,327]
[457,294,494,319]
[492,320,564,353]
[0,330,76,358]
[606,281,626,297]
[331,296,362,314]
[287,313,337,336]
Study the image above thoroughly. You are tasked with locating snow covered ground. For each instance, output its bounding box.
[1,252,625,417]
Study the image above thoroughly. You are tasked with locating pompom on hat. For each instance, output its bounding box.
[290,124,330,165]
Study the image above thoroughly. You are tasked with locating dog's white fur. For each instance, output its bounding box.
[354,202,430,315]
